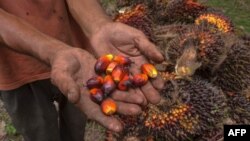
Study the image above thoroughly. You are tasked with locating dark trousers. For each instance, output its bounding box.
[0,79,86,141]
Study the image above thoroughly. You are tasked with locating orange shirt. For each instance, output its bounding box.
[0,46,51,90]
[0,1,88,90]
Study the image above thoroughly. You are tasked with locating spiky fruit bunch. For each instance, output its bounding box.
[164,26,232,76]
[116,77,227,140]
[195,12,234,33]
[213,42,250,92]
[114,4,154,40]
[162,0,207,24]
[226,89,250,124]
[140,0,171,24]
[159,77,227,139]
[153,24,193,52]
[241,33,250,47]
[116,0,207,24]
[116,0,144,8]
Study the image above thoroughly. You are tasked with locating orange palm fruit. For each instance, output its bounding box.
[86,76,103,89]
[106,61,118,74]
[95,54,114,74]
[111,65,126,83]
[102,75,116,96]
[132,73,148,87]
[101,98,117,116]
[89,88,104,104]
[141,63,158,78]
[113,55,132,66]
[118,74,132,91]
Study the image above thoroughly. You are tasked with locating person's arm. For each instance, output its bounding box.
[0,8,68,64]
[67,0,164,105]
[0,8,142,132]
[66,0,111,37]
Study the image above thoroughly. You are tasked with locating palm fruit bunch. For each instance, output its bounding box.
[136,0,172,25]
[117,0,208,24]
[85,54,158,115]
[114,4,154,40]
[161,0,208,23]
[226,89,250,124]
[153,24,193,51]
[118,0,208,24]
[99,1,250,140]
[241,33,250,47]
[212,42,250,93]
[162,26,231,78]
[115,75,227,141]
[116,0,144,8]
[195,12,234,33]
[153,12,234,75]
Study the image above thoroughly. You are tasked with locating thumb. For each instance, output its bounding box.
[134,35,164,63]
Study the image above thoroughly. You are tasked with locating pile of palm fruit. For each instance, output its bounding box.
[100,0,250,140]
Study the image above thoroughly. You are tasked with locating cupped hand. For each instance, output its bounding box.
[90,22,165,105]
[49,47,142,132]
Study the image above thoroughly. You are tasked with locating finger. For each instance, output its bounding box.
[140,82,161,104]
[130,63,161,105]
[133,33,164,63]
[150,76,165,90]
[128,88,147,106]
[116,101,142,116]
[78,90,123,132]
[111,90,145,105]
[51,70,80,104]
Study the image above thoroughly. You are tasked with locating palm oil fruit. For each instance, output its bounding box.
[89,88,104,104]
[95,54,114,74]
[87,54,159,116]
[113,55,132,66]
[86,76,103,89]
[118,74,132,91]
[102,75,116,96]
[106,61,119,74]
[101,98,117,116]
[141,63,158,78]
[112,65,126,83]
[132,73,148,87]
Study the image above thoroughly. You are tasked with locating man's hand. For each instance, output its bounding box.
[50,48,144,132]
[66,0,165,131]
[90,22,165,105]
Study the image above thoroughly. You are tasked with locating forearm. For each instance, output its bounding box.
[66,0,112,37]
[0,9,70,65]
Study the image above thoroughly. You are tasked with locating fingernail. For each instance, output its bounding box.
[157,54,164,62]
[114,125,122,132]
[131,107,142,115]
[135,96,144,105]
[150,94,161,105]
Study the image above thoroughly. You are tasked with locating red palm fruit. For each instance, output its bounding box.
[101,98,117,116]
[112,65,126,83]
[141,63,158,78]
[113,55,132,66]
[118,74,132,91]
[89,88,104,104]
[132,74,148,87]
[106,61,118,74]
[95,54,114,74]
[102,75,116,96]
[86,76,103,89]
